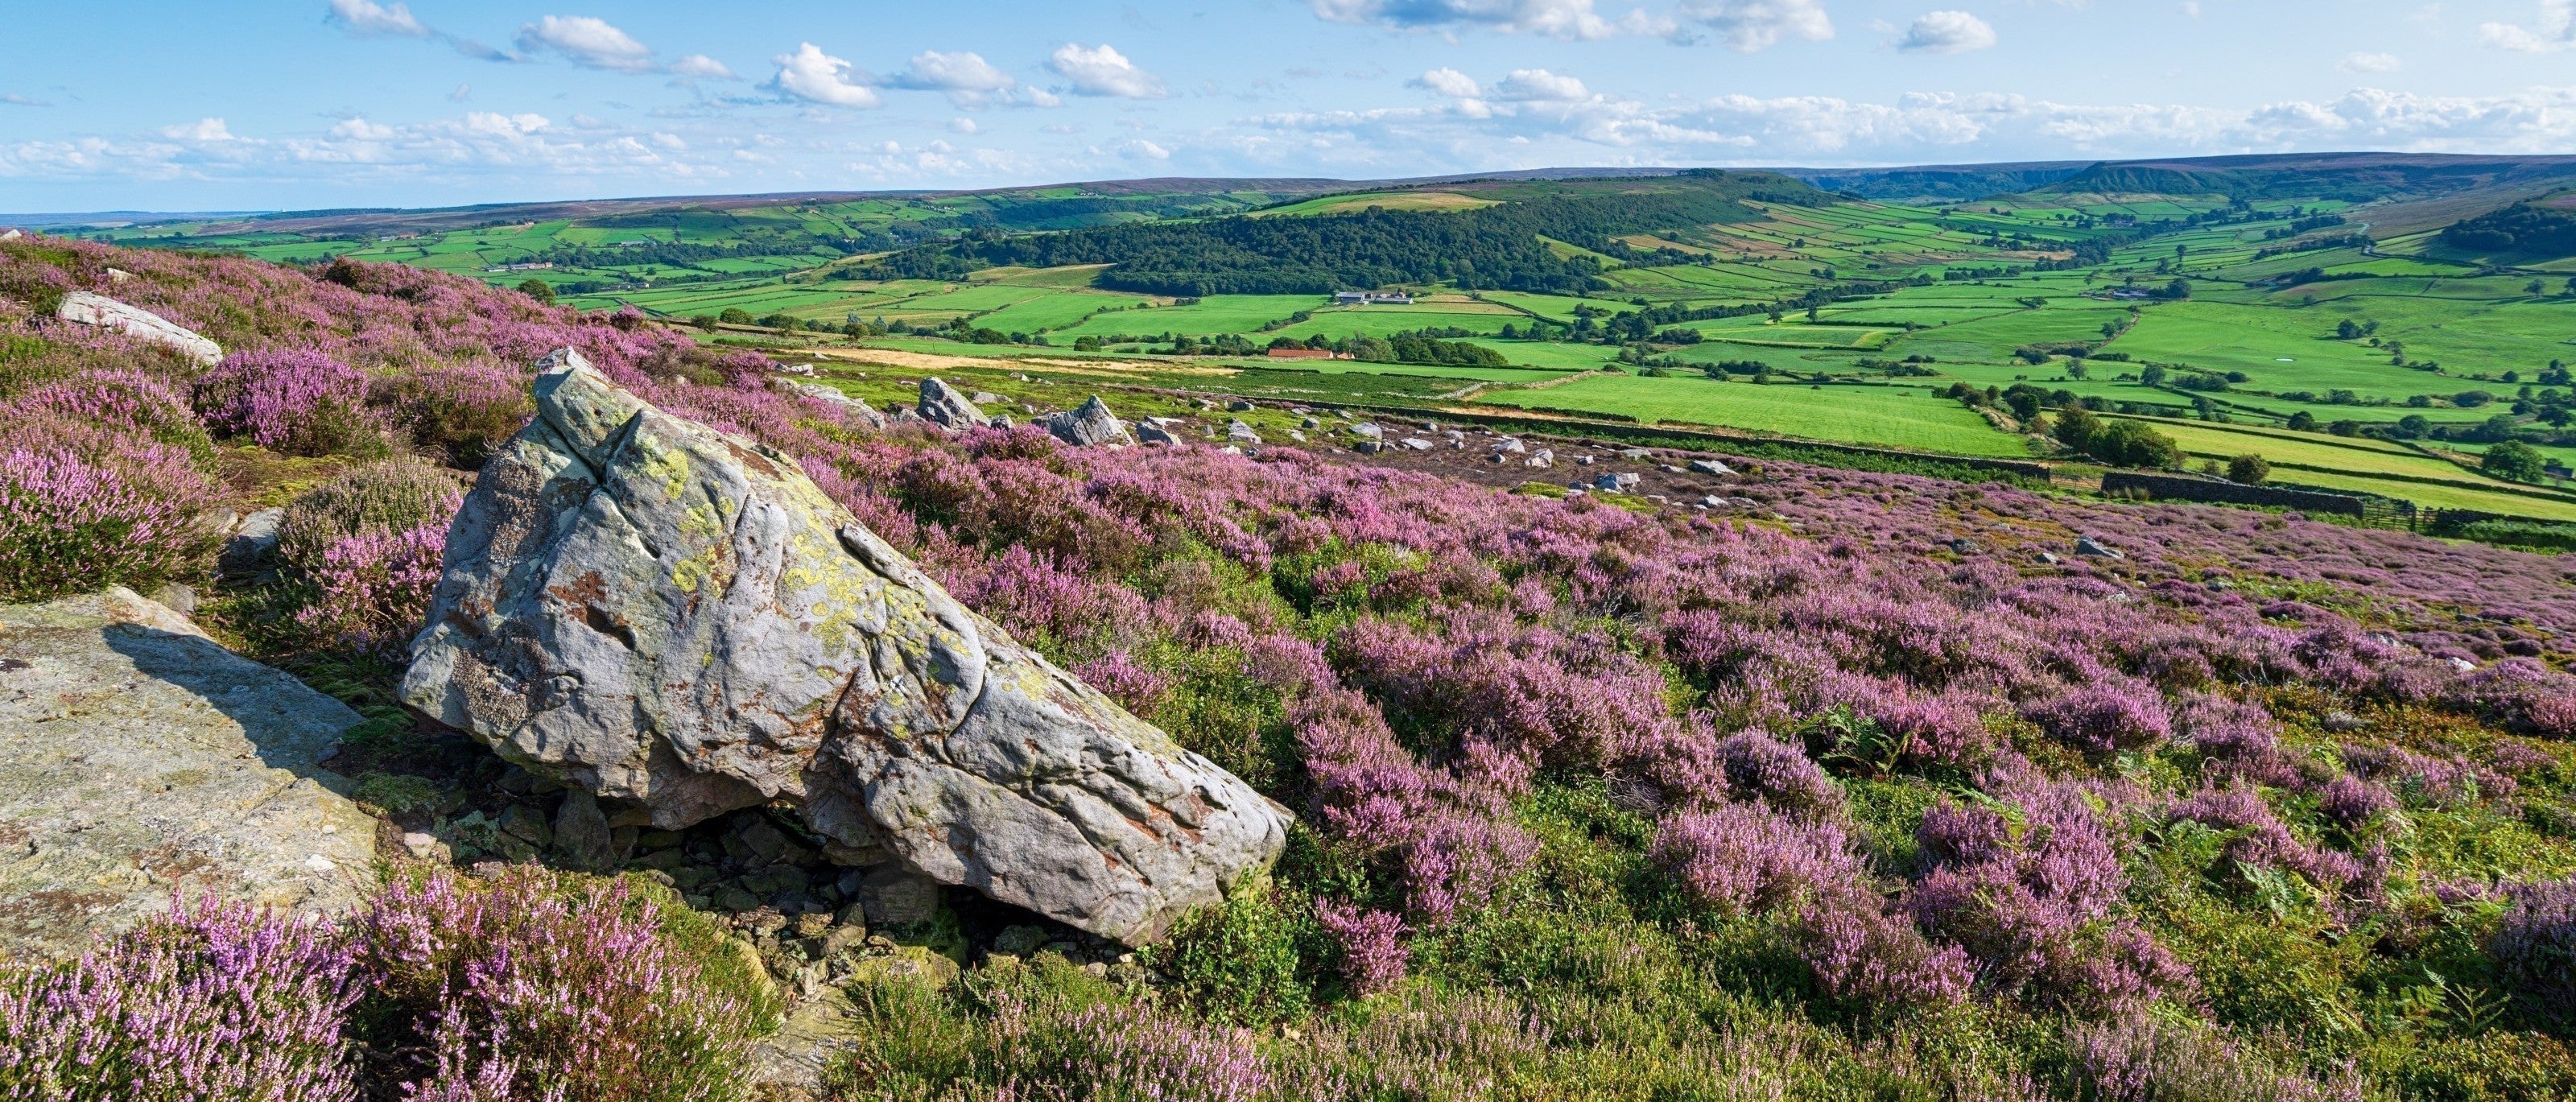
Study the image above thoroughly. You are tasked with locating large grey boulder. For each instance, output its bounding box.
[0,588,378,960]
[402,350,1290,943]
[1042,396,1133,448]
[55,291,224,368]
[916,378,987,429]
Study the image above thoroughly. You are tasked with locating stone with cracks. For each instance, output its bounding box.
[55,291,224,367]
[1043,396,1133,448]
[401,350,1290,943]
[916,378,988,429]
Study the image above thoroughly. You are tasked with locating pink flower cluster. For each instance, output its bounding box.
[291,522,451,660]
[192,349,377,456]
[0,895,360,1099]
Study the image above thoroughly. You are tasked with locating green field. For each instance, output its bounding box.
[1476,376,2030,456]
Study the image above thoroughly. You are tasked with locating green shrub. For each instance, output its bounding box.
[1146,887,1313,1026]
[275,458,460,574]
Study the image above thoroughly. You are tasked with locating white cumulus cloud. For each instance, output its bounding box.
[1677,0,1832,52]
[770,43,881,108]
[889,51,1019,105]
[1495,68,1591,101]
[2481,1,2576,52]
[516,15,656,72]
[1049,43,1166,98]
[2339,52,2402,72]
[1117,138,1171,160]
[1412,68,1484,97]
[1310,0,1624,40]
[160,118,235,142]
[670,55,737,80]
[324,0,427,37]
[1897,10,1996,54]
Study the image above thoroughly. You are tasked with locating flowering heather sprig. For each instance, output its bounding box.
[0,894,359,1101]
[1796,890,1973,1010]
[193,349,379,456]
[2492,876,2576,1018]
[292,522,448,659]
[1315,900,1409,996]
[2318,774,2398,829]
[1653,802,1858,918]
[0,369,210,458]
[354,867,755,1102]
[989,991,1270,1102]
[2066,1017,2368,1102]
[0,444,214,601]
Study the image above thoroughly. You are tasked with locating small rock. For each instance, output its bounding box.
[1575,456,1595,466]
[916,378,987,428]
[857,868,943,929]
[550,788,615,871]
[1301,417,1321,429]
[1354,440,1385,455]
[1620,448,1651,460]
[398,832,450,862]
[1688,459,1734,477]
[993,924,1051,955]
[2074,536,2124,559]
[1399,437,1435,451]
[1226,399,1254,411]
[1348,422,1384,440]
[1287,429,1307,443]
[221,509,285,574]
[716,885,765,913]
[969,391,1002,406]
[151,582,197,617]
[497,804,552,848]
[2449,656,2479,673]
[1949,538,1982,555]
[1660,464,1686,474]
[1041,395,1133,448]
[1136,421,1181,446]
[1227,419,1261,444]
[2037,551,2062,565]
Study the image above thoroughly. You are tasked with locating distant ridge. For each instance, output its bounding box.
[13,152,2576,233]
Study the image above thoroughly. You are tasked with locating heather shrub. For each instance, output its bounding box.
[2067,1016,2363,1102]
[1714,729,1843,818]
[193,349,383,457]
[2493,877,2576,1020]
[0,368,213,461]
[1314,899,1409,997]
[0,895,359,1100]
[291,523,447,658]
[0,444,217,600]
[351,866,762,1102]
[1147,888,1313,1026]
[276,458,461,575]
[1796,889,1974,1011]
[370,362,533,464]
[1653,802,1860,918]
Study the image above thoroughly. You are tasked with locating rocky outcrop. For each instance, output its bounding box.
[1042,396,1133,448]
[54,291,224,367]
[402,350,1290,943]
[0,588,378,960]
[916,378,988,430]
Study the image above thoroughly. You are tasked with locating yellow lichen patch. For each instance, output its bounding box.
[633,431,695,501]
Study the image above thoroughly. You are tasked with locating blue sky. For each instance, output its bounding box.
[5,1,2575,212]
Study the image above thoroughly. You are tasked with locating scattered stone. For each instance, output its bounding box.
[551,789,615,871]
[1575,456,1596,466]
[2074,536,2124,559]
[1136,421,1181,447]
[1041,396,1133,448]
[1525,449,1553,469]
[151,582,197,617]
[1493,439,1526,455]
[398,832,452,862]
[2449,656,2479,673]
[1594,473,1641,493]
[1220,444,1244,456]
[401,351,1290,945]
[1287,429,1307,443]
[993,924,1051,955]
[1301,417,1321,429]
[0,228,19,241]
[1949,538,1982,555]
[1354,440,1385,454]
[1688,459,1734,477]
[1660,464,1686,475]
[1227,419,1261,444]
[497,804,551,848]
[1348,422,1384,440]
[969,391,1002,407]
[0,588,378,961]
[1399,437,1435,451]
[1619,448,1652,460]
[1226,399,1254,411]
[105,267,136,285]
[221,508,284,575]
[915,378,987,429]
[54,291,223,367]
[2037,551,2062,565]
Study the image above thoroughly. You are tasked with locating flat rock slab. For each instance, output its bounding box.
[0,588,378,960]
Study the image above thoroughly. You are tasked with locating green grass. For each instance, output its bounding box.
[1476,374,2031,456]
[2111,415,2576,519]
[1049,295,1324,339]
